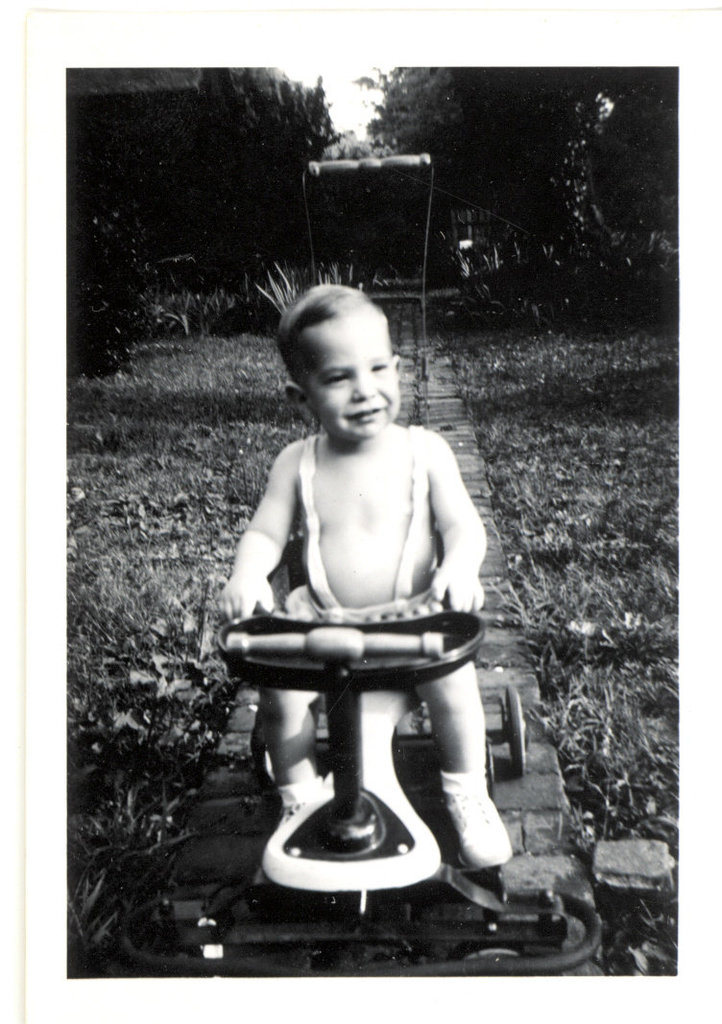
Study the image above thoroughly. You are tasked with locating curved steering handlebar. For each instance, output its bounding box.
[218,612,485,691]
[223,625,446,662]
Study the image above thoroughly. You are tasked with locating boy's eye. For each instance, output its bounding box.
[373,362,390,373]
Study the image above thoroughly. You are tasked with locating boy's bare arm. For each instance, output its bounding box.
[425,432,487,611]
[219,443,302,620]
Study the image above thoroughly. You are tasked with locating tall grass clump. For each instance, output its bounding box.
[67,332,305,975]
[441,324,678,973]
[255,260,358,314]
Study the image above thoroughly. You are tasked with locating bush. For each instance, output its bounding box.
[446,228,678,332]
[67,206,152,377]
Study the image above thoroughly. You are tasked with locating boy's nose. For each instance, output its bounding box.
[352,372,376,399]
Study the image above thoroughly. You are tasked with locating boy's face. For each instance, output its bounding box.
[291,307,400,445]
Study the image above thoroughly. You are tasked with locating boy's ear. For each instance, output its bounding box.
[285,381,308,410]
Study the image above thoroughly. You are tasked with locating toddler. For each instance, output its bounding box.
[220,285,512,868]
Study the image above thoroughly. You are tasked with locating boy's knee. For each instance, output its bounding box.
[418,664,479,711]
[260,688,316,724]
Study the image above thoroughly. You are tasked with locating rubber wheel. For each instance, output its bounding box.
[505,687,526,778]
[463,948,521,961]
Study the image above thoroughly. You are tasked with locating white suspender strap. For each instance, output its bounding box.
[393,426,430,601]
[298,435,340,610]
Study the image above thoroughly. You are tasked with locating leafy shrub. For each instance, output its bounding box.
[141,285,242,338]
[448,240,562,328]
[67,207,152,377]
[447,227,678,331]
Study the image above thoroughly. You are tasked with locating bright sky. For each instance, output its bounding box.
[282,64,389,138]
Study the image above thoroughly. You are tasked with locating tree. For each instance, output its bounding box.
[368,67,678,324]
[370,67,676,244]
[584,70,677,238]
[67,68,337,374]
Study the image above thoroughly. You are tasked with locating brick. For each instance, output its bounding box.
[477,666,538,705]
[592,839,675,894]
[216,732,252,759]
[226,704,257,734]
[481,624,531,652]
[172,833,266,884]
[479,553,510,579]
[479,578,517,609]
[428,405,467,421]
[482,538,507,566]
[492,771,566,813]
[523,811,565,853]
[501,854,594,904]
[500,810,524,855]
[483,707,503,734]
[481,575,507,590]
[199,765,258,799]
[476,628,530,669]
[524,743,561,775]
[185,796,266,835]
[233,686,259,706]
[489,741,560,785]
[478,606,519,630]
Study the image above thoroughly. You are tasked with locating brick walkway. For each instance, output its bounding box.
[172,300,598,946]
[388,301,596,912]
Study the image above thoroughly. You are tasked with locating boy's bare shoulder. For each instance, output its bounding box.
[418,426,457,463]
[417,428,467,487]
[273,436,307,465]
[265,436,308,484]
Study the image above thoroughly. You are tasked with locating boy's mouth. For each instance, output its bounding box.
[347,407,384,423]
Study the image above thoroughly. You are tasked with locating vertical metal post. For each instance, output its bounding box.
[325,668,362,820]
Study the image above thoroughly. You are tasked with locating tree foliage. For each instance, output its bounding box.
[368,67,678,326]
[67,68,337,375]
[369,67,676,243]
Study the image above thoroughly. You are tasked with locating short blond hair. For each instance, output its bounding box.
[277,284,387,380]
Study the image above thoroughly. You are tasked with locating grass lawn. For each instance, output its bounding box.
[437,321,678,973]
[67,333,303,973]
[67,321,678,975]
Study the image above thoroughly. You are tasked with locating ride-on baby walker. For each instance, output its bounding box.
[122,154,599,974]
[122,608,601,975]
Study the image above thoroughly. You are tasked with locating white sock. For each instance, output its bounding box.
[277,775,324,808]
[440,768,487,797]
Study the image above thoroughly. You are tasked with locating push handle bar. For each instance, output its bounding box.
[224,625,445,662]
[307,153,431,176]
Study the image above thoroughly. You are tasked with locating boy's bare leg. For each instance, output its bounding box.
[259,687,319,786]
[416,661,486,773]
[417,662,512,867]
